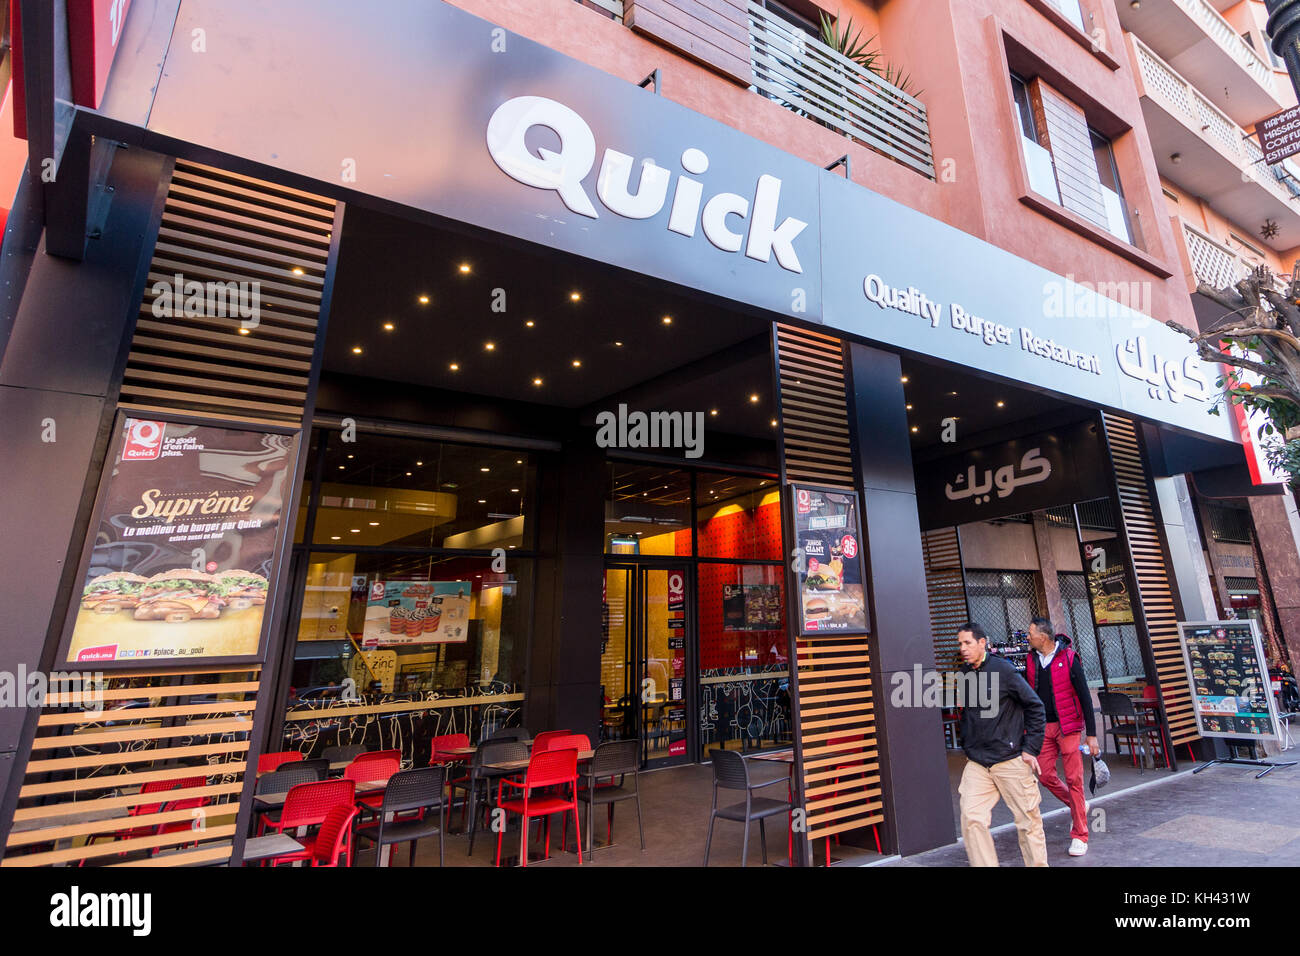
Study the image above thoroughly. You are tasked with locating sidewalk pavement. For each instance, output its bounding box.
[887,758,1300,866]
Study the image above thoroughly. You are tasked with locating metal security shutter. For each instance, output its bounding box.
[922,527,967,671]
[1100,412,1198,746]
[121,159,336,425]
[774,324,882,849]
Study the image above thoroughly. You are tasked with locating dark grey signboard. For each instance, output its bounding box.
[915,420,1108,529]
[1178,620,1281,740]
[129,0,1236,444]
[1257,104,1300,165]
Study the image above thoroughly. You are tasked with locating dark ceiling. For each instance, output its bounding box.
[325,204,780,440]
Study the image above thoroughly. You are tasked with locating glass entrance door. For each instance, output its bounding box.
[602,564,693,768]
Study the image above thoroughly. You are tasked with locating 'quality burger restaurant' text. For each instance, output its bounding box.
[0,0,1277,867]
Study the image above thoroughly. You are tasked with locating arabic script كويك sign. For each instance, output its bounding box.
[1114,335,1210,404]
[944,446,1052,506]
[916,421,1109,531]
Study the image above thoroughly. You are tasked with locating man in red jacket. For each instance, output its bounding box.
[1026,617,1099,857]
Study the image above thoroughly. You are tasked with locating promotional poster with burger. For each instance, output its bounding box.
[66,417,291,663]
[792,485,869,634]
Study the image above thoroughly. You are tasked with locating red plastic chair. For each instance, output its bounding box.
[309,804,359,867]
[346,750,402,820]
[530,730,573,754]
[547,734,590,754]
[151,795,210,855]
[265,779,356,836]
[495,748,581,867]
[257,751,305,774]
[431,734,471,803]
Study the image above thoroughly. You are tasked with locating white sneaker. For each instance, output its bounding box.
[1069,838,1088,856]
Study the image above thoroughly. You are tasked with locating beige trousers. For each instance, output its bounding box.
[958,756,1048,867]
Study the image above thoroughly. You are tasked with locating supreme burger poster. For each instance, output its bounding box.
[66,417,292,663]
[790,484,869,635]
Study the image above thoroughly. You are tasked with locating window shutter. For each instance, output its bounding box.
[1028,78,1109,229]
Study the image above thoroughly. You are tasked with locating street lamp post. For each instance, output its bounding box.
[1266,0,1300,102]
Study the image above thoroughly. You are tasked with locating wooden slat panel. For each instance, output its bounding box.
[20,762,248,798]
[1102,412,1199,748]
[776,323,882,852]
[2,825,238,867]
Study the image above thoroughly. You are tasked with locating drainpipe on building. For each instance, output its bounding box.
[1267,0,1300,102]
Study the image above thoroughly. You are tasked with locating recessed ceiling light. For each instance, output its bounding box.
[533,377,543,386]
[996,400,1005,408]
[416,461,423,466]
[350,528,361,533]
[484,341,495,351]
[406,471,412,476]
[516,459,522,465]
[906,404,913,410]
[458,263,471,274]
[481,467,490,472]
[572,359,582,368]
[749,394,760,403]
[237,327,251,335]
[614,340,623,347]
[331,535,340,540]
[770,419,778,427]
[418,295,430,305]
[662,315,672,325]
[525,320,535,328]
[383,322,395,331]
[901,376,909,383]
[292,267,304,276]
[948,391,958,397]
[449,362,459,371]
[911,426,918,433]
[338,465,345,470]
[570,291,581,302]
[710,409,718,416]
[347,454,353,459]
[369,521,379,526]
[352,346,363,354]
[477,499,486,504]
[511,488,519,493]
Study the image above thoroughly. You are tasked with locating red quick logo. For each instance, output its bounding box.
[486,96,809,274]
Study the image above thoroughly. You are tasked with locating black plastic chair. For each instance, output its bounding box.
[354,766,447,867]
[703,748,792,867]
[482,726,531,744]
[322,744,366,766]
[578,739,644,854]
[1098,691,1158,771]
[459,740,529,855]
[256,764,326,833]
[295,758,331,780]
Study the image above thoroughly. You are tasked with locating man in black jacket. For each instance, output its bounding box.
[956,622,1048,867]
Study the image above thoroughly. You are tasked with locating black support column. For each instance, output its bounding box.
[846,343,956,856]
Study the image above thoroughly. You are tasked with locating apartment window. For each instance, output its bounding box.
[1049,0,1087,33]
[1012,74,1061,203]
[1091,129,1132,244]
[754,0,820,38]
[1012,73,1135,246]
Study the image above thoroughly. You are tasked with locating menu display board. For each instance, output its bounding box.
[1081,537,1134,626]
[362,580,472,646]
[722,584,783,631]
[789,484,869,635]
[66,417,292,663]
[1178,620,1281,739]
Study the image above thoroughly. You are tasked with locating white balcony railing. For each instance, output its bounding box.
[747,0,934,179]
[1134,36,1294,205]
[1183,223,1247,291]
[1174,0,1274,91]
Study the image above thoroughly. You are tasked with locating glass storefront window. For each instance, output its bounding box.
[695,472,782,560]
[309,432,535,551]
[697,563,790,753]
[292,551,531,697]
[604,462,692,556]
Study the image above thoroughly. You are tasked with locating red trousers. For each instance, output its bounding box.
[1036,722,1087,842]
